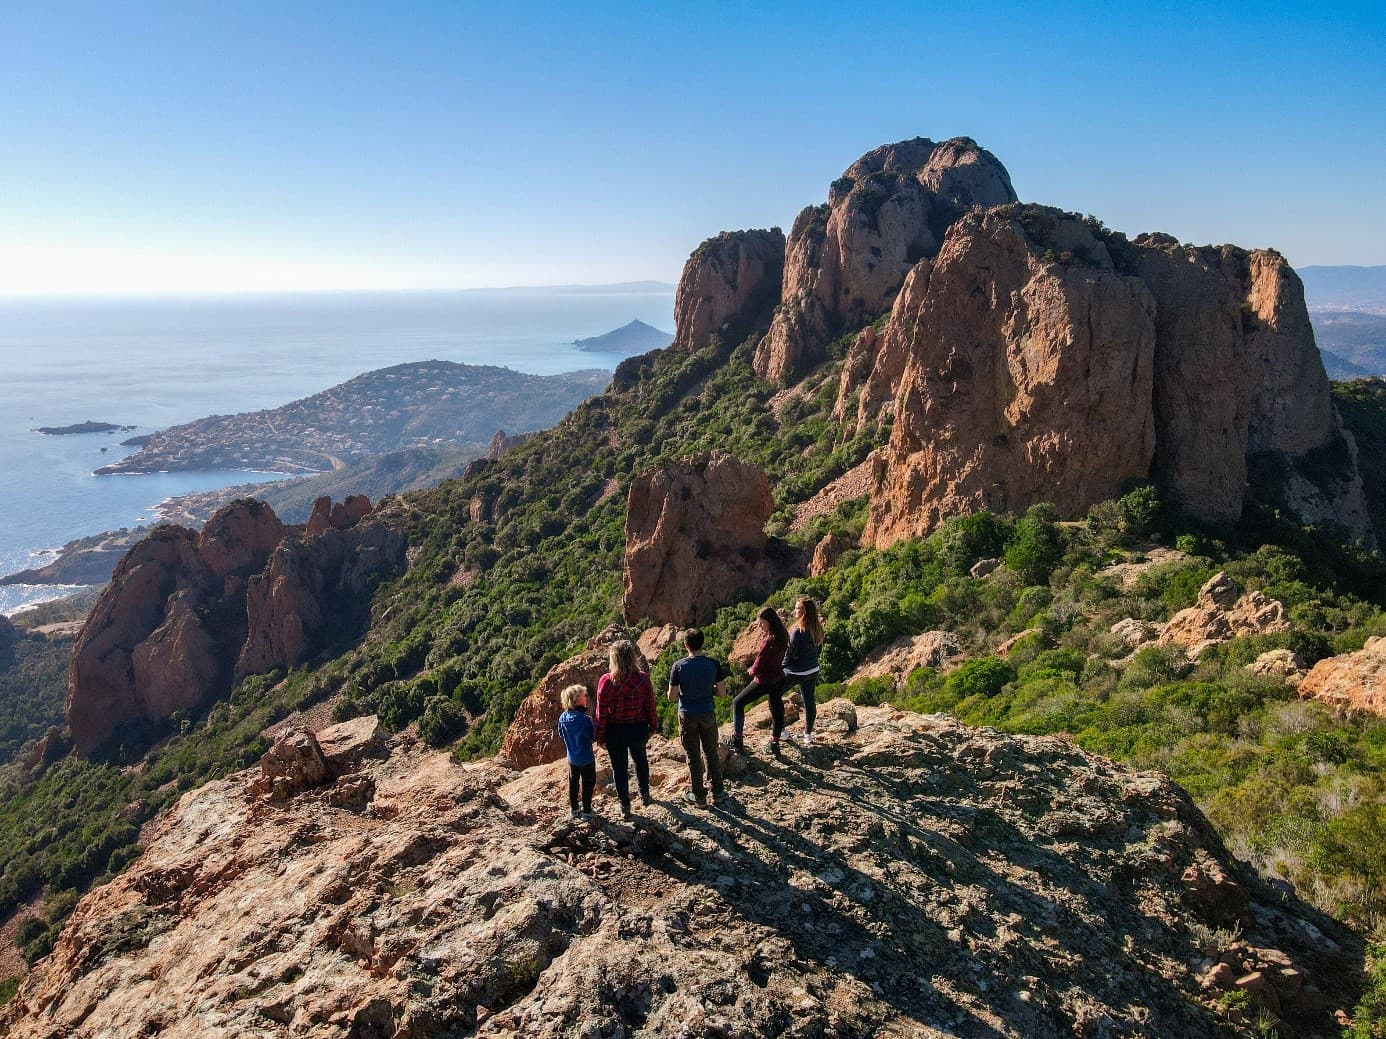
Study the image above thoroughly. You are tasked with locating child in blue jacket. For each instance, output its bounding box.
[557,683,596,818]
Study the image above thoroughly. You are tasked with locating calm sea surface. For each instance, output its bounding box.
[0,290,674,614]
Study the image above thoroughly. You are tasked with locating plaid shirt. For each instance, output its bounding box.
[594,669,658,740]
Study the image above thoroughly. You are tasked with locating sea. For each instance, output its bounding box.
[0,289,675,615]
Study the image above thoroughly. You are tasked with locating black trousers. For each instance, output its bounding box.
[783,673,819,733]
[603,721,650,809]
[568,762,595,812]
[732,677,785,740]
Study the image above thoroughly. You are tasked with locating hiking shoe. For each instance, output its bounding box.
[569,810,582,820]
[683,790,705,806]
[767,738,782,755]
[640,792,653,807]
[801,731,814,747]
[620,804,632,820]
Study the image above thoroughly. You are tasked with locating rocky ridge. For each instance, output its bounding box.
[65,497,404,755]
[1,702,1358,1038]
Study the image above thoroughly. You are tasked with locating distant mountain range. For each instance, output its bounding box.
[1301,266,1386,378]
[457,280,675,295]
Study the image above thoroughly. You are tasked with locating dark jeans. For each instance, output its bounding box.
[568,762,595,812]
[732,677,785,740]
[783,673,819,733]
[679,711,722,799]
[603,721,650,809]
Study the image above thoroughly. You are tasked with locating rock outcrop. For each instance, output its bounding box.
[1156,572,1290,658]
[304,493,372,537]
[1249,649,1309,685]
[500,626,648,769]
[672,229,785,353]
[622,452,774,627]
[66,498,404,754]
[1298,637,1386,716]
[3,706,1358,1038]
[756,136,1018,384]
[863,207,1158,545]
[855,202,1375,547]
[850,630,964,686]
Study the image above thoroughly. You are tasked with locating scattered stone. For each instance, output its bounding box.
[1157,573,1289,658]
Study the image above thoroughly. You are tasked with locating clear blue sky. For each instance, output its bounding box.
[1,1,1382,295]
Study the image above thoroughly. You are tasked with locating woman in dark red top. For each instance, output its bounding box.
[594,639,658,818]
[731,606,789,753]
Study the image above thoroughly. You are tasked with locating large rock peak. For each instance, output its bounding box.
[622,451,774,627]
[858,203,1375,547]
[65,497,405,754]
[671,228,785,353]
[755,136,1018,384]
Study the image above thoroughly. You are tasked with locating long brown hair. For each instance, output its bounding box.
[608,639,641,679]
[758,606,788,649]
[794,597,824,646]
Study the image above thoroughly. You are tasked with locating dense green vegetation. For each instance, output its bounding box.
[0,630,70,767]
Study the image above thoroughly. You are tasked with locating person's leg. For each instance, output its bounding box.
[802,675,818,737]
[680,714,707,800]
[768,681,785,742]
[568,764,581,813]
[732,680,764,745]
[697,713,723,797]
[631,724,652,803]
[606,726,632,811]
[579,763,595,813]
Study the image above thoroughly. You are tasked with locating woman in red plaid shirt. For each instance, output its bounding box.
[594,639,658,818]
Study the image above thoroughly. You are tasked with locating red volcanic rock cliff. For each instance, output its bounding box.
[671,228,785,354]
[65,497,403,754]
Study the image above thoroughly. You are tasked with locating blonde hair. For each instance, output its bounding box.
[608,639,640,679]
[560,683,587,710]
[795,597,825,646]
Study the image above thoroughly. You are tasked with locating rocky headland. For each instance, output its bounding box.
[35,420,134,436]
[1,703,1359,1039]
[97,362,608,476]
[573,319,672,354]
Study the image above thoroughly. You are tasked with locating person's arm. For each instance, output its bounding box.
[713,659,727,697]
[593,676,607,743]
[643,672,659,731]
[667,661,680,702]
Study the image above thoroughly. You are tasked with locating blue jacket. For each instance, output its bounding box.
[558,707,596,766]
[783,627,822,675]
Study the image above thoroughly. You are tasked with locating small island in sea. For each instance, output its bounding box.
[572,318,671,354]
[35,420,135,436]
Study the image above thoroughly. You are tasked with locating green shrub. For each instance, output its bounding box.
[944,657,1015,701]
[1004,505,1065,585]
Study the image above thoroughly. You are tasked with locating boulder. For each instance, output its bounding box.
[250,728,330,800]
[636,623,681,663]
[315,715,386,773]
[501,628,646,770]
[622,452,774,627]
[1298,637,1386,716]
[809,533,850,576]
[672,229,785,353]
[1248,649,1307,685]
[1110,617,1158,651]
[1156,573,1289,658]
[851,630,964,687]
[757,136,1018,383]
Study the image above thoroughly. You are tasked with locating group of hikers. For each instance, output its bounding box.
[556,597,826,818]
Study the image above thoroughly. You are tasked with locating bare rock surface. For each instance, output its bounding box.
[809,533,851,576]
[1298,637,1386,716]
[622,452,774,627]
[789,457,874,535]
[66,499,404,755]
[1249,649,1308,685]
[2,705,1357,1038]
[851,631,964,686]
[864,207,1158,547]
[1156,572,1289,658]
[673,229,785,353]
[758,136,1017,383]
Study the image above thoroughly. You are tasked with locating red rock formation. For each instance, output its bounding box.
[66,498,403,755]
[1298,637,1386,716]
[864,208,1158,546]
[672,229,785,353]
[501,627,647,769]
[757,137,1017,384]
[236,516,405,680]
[858,203,1375,547]
[1155,572,1290,658]
[622,452,774,627]
[809,533,850,576]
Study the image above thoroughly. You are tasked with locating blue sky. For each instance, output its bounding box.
[1,1,1382,295]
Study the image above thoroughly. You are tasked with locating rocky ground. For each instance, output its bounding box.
[2,703,1359,1038]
